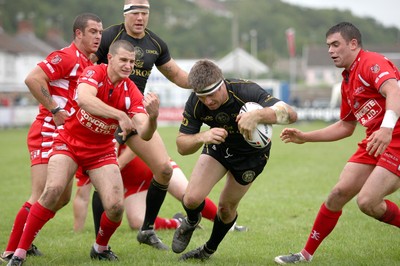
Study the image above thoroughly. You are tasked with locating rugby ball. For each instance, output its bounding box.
[239,102,272,149]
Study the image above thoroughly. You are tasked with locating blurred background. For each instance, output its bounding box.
[1,0,399,127]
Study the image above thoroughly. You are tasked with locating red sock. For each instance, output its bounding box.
[17,202,55,252]
[303,203,342,256]
[201,197,217,221]
[154,216,179,230]
[96,212,121,246]
[5,202,32,253]
[379,200,400,227]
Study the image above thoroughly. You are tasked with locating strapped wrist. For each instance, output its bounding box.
[50,105,62,115]
[380,110,399,129]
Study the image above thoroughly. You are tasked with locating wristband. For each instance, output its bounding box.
[380,110,399,129]
[50,105,62,115]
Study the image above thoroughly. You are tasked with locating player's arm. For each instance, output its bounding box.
[76,83,133,136]
[25,66,68,125]
[176,128,228,155]
[157,59,189,89]
[131,92,159,141]
[280,120,357,144]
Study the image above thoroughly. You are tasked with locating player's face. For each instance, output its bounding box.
[326,32,357,70]
[124,10,149,38]
[80,20,103,56]
[197,84,228,110]
[110,48,135,80]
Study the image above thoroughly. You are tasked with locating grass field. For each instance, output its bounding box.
[0,122,399,265]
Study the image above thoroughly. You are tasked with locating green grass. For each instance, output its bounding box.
[0,122,399,265]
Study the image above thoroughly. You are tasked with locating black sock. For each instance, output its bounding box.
[205,213,237,252]
[141,178,168,230]
[92,190,104,237]
[183,199,205,225]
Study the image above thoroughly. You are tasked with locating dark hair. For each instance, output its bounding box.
[72,13,102,38]
[188,59,223,93]
[109,40,135,55]
[326,22,362,47]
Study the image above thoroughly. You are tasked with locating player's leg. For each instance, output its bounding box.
[2,164,47,260]
[172,154,226,254]
[180,172,251,261]
[202,172,250,252]
[275,162,373,264]
[357,166,400,226]
[11,154,77,262]
[167,161,218,222]
[126,132,172,249]
[89,164,123,261]
[73,182,92,232]
[125,191,147,230]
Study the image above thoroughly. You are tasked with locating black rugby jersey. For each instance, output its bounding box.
[179,79,280,154]
[95,23,171,94]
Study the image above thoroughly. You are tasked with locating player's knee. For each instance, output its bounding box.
[356,194,376,216]
[218,203,237,221]
[155,161,173,182]
[106,201,124,220]
[182,194,203,209]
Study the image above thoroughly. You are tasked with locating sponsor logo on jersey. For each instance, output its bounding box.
[77,109,118,135]
[354,99,382,126]
[215,112,230,124]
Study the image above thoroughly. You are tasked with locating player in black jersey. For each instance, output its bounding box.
[171,59,297,261]
[88,0,190,251]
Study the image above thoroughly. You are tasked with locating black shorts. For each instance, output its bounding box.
[201,143,270,185]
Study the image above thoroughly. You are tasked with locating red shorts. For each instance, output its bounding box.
[75,154,179,198]
[51,133,117,174]
[349,138,400,176]
[27,119,57,166]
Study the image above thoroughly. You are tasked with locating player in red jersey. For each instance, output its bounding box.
[7,40,156,265]
[275,22,400,264]
[90,0,191,251]
[1,13,103,263]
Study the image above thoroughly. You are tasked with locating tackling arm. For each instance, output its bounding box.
[158,59,189,89]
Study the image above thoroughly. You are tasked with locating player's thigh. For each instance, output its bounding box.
[126,131,170,173]
[40,154,77,208]
[29,164,48,201]
[185,154,226,207]
[359,166,400,202]
[326,162,373,209]
[89,164,124,210]
[124,191,147,228]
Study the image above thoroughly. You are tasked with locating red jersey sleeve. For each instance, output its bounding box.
[38,48,76,81]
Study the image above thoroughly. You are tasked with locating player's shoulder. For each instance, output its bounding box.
[144,28,168,47]
[103,23,125,39]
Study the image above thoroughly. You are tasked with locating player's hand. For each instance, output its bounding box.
[237,111,258,140]
[202,128,228,145]
[366,127,392,157]
[118,114,134,141]
[53,109,69,126]
[143,92,160,120]
[280,128,306,144]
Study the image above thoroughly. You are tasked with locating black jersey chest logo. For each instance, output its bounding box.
[215,112,230,124]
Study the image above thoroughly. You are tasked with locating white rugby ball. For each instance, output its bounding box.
[239,102,272,149]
